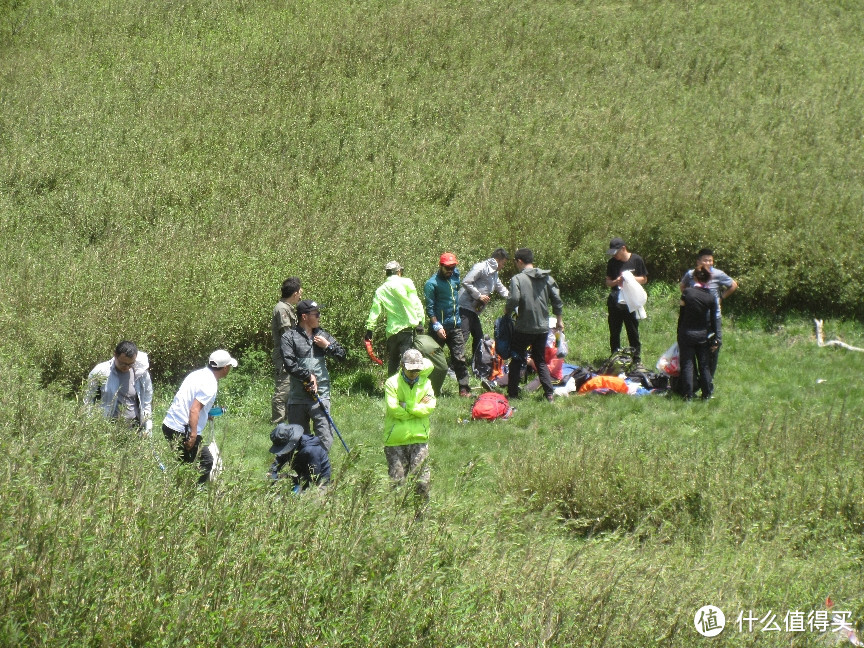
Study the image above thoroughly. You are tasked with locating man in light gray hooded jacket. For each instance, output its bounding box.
[504,248,564,402]
[85,340,154,436]
[457,248,510,363]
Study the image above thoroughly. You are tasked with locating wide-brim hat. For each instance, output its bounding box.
[269,423,304,454]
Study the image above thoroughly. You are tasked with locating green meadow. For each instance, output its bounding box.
[2,0,864,645]
[3,300,864,646]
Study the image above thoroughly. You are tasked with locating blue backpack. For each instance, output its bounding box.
[494,314,515,360]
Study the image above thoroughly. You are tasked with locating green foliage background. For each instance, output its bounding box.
[2,0,864,382]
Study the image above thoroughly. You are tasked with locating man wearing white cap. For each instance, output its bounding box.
[364,260,425,377]
[162,349,237,483]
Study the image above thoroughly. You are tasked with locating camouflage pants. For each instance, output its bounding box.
[384,443,430,496]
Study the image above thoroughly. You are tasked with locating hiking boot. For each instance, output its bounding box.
[545,393,554,403]
[480,378,496,393]
[459,387,472,398]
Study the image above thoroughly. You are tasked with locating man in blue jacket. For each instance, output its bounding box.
[424,252,471,397]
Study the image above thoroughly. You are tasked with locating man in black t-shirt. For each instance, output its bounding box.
[604,237,648,363]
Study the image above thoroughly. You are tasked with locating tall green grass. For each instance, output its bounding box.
[2,0,864,385]
[3,307,864,646]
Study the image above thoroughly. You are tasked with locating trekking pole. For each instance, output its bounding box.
[304,379,350,454]
[316,394,350,454]
[152,446,166,472]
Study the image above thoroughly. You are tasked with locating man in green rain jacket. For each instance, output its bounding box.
[384,349,437,497]
[365,260,425,377]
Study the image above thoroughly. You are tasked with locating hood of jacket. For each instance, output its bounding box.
[521,267,551,279]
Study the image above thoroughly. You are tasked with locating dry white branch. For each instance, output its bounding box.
[814,319,864,352]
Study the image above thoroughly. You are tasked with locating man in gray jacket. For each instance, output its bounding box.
[504,248,564,402]
[86,340,154,436]
[280,300,346,451]
[458,248,509,364]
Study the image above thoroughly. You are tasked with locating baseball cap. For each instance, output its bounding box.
[439,252,458,267]
[296,300,323,315]
[208,349,238,368]
[606,237,626,256]
[384,260,403,272]
[269,423,304,455]
[401,348,425,371]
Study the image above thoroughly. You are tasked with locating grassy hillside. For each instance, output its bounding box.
[2,295,864,646]
[2,0,864,385]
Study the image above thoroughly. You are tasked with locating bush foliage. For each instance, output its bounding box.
[2,0,863,383]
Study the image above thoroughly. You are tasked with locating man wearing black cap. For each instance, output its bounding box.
[268,423,331,490]
[280,300,346,451]
[605,238,648,363]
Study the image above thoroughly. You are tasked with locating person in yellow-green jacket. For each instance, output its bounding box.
[384,348,437,498]
[365,260,426,377]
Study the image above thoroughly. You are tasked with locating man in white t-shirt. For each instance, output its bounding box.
[162,349,237,483]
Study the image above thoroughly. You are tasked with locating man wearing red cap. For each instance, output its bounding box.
[423,252,471,397]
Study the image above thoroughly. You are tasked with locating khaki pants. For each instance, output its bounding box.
[271,351,291,424]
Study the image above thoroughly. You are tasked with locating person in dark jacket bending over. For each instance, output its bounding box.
[268,423,331,491]
[677,264,720,400]
[280,300,347,451]
[504,248,564,402]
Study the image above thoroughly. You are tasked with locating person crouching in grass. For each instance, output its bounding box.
[384,349,436,500]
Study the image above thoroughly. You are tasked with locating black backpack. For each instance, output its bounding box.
[626,370,670,391]
[562,366,593,390]
[472,335,504,379]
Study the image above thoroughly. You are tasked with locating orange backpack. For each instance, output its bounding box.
[577,375,629,394]
[471,392,514,420]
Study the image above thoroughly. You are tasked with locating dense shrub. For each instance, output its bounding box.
[2,0,863,386]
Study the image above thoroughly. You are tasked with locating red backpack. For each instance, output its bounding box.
[470,392,514,421]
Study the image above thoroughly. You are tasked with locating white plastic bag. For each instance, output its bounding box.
[656,342,680,377]
[557,331,569,358]
[208,439,224,482]
[620,270,648,320]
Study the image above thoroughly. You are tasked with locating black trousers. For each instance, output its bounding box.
[162,424,214,484]
[607,294,641,361]
[386,328,415,378]
[459,308,484,365]
[677,331,713,399]
[508,330,553,399]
